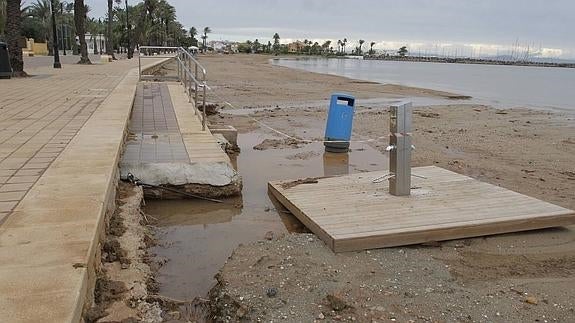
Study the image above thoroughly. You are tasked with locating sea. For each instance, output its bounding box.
[272,57,575,114]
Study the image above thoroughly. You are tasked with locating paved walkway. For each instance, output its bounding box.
[0,60,136,223]
[0,57,164,323]
[123,83,190,164]
[119,81,236,196]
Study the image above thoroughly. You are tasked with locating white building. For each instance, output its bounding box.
[84,33,107,53]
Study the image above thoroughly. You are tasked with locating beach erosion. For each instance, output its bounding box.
[191,54,575,322]
[204,54,574,211]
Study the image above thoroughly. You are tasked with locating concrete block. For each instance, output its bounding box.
[209,125,238,146]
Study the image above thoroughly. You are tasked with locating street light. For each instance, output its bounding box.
[98,18,103,54]
[50,0,61,68]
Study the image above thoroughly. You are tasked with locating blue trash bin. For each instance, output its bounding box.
[324,93,355,153]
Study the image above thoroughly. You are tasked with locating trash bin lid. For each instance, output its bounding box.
[331,92,355,100]
[331,93,355,106]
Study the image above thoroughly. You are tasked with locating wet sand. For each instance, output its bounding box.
[153,54,575,321]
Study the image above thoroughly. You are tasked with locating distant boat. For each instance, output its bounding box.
[344,55,364,60]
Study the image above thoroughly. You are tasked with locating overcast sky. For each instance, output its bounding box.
[85,0,574,58]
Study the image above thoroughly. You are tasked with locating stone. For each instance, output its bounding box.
[264,231,275,241]
[326,294,349,311]
[266,287,278,298]
[525,296,538,305]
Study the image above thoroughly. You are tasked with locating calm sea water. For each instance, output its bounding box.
[272,58,575,113]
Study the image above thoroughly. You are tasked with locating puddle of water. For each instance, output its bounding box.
[147,130,389,300]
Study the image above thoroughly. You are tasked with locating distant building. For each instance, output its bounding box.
[210,41,227,52]
[85,33,107,53]
[288,41,304,53]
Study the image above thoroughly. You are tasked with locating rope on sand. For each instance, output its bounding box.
[207,88,388,145]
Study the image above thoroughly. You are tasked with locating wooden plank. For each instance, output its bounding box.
[268,182,334,250]
[269,166,575,252]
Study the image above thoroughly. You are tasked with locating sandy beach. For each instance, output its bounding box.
[196,54,575,322]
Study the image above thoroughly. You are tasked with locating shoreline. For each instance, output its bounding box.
[269,53,575,69]
[270,55,575,115]
[363,55,575,68]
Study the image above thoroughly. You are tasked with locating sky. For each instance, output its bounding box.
[85,0,574,59]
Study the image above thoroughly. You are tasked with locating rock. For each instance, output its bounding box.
[266,287,278,298]
[264,231,275,241]
[236,305,248,318]
[318,313,325,320]
[525,296,538,305]
[326,294,349,311]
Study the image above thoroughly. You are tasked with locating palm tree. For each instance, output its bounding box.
[321,40,331,54]
[272,32,280,53]
[189,26,197,46]
[358,39,365,55]
[398,45,408,57]
[6,0,25,75]
[342,38,347,53]
[106,0,115,58]
[202,26,211,51]
[74,0,90,63]
[337,39,341,53]
[369,41,375,55]
[0,0,6,36]
[156,0,175,46]
[29,0,53,52]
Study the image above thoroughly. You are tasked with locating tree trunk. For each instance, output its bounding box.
[6,0,26,76]
[106,0,115,58]
[74,0,91,64]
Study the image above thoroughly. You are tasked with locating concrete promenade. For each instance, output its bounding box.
[0,58,161,322]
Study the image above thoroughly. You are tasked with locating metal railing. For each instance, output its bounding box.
[138,46,209,131]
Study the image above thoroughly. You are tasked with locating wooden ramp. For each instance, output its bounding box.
[268,166,575,252]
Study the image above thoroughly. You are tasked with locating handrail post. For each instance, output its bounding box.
[177,54,181,82]
[202,83,206,131]
[194,64,199,115]
[138,51,141,81]
[183,56,187,89]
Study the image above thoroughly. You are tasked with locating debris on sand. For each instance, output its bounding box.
[525,296,539,305]
[280,177,321,189]
[326,293,352,311]
[415,111,440,118]
[197,103,220,115]
[253,138,307,150]
[285,150,320,160]
[560,171,575,179]
[84,183,163,323]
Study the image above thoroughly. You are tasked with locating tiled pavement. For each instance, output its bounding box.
[0,59,138,224]
[123,82,190,164]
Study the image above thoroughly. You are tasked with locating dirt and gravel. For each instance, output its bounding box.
[85,183,164,323]
[199,54,575,322]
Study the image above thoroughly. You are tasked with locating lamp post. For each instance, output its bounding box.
[99,18,103,55]
[125,0,132,59]
[50,0,62,68]
[60,3,66,55]
[63,25,67,55]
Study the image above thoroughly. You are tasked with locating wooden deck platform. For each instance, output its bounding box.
[269,166,575,252]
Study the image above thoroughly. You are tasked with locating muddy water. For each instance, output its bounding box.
[147,130,388,300]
